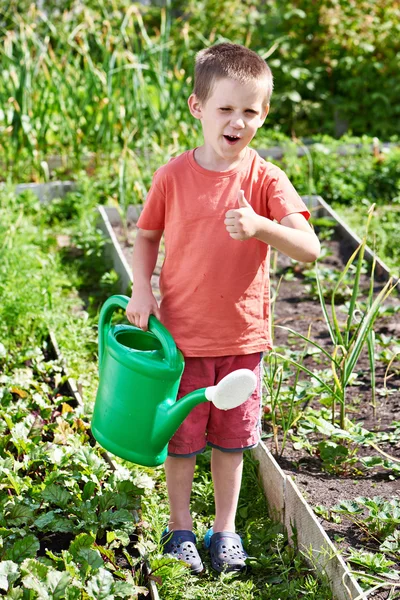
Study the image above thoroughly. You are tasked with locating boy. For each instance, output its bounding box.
[126,43,320,574]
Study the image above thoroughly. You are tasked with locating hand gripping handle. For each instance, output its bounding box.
[98,295,179,370]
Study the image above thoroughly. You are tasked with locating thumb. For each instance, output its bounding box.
[237,189,251,208]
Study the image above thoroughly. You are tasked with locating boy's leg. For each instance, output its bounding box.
[203,353,262,572]
[166,356,215,530]
[165,455,196,531]
[211,448,243,533]
[163,455,204,574]
[208,352,262,533]
[206,448,248,572]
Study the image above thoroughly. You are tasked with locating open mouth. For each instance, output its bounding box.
[223,135,241,144]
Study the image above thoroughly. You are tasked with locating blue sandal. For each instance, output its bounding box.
[161,529,204,574]
[204,528,248,573]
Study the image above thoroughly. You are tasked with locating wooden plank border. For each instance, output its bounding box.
[304,194,394,282]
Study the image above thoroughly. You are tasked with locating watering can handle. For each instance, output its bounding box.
[147,314,180,369]
[98,295,180,370]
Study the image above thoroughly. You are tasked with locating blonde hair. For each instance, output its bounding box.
[193,43,273,107]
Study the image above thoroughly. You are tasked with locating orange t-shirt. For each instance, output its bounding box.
[137,148,310,357]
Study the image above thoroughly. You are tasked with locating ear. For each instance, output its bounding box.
[188,93,203,120]
[260,104,270,126]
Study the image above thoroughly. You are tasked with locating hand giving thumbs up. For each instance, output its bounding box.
[224,190,260,240]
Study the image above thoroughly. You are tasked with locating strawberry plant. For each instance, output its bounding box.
[316,496,400,594]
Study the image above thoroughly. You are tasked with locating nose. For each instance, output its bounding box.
[230,115,245,129]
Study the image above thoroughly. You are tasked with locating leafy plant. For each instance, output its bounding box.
[347,548,399,581]
[291,408,400,477]
[275,206,398,430]
[330,496,400,541]
[0,345,151,596]
[316,496,400,592]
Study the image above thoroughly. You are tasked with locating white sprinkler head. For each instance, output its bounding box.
[205,368,257,411]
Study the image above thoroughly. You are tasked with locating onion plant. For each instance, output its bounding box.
[276,206,398,430]
[264,326,312,457]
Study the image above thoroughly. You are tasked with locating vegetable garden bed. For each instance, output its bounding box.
[0,187,159,599]
[2,182,397,598]
[0,333,153,598]
[104,202,400,599]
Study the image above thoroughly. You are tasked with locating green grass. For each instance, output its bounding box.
[0,182,119,403]
[138,451,333,599]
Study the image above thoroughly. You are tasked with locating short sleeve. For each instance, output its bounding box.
[136,168,166,230]
[266,167,310,222]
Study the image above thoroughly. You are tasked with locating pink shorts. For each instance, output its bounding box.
[168,353,263,456]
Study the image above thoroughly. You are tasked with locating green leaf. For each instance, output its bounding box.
[107,529,130,547]
[4,471,22,496]
[287,91,301,103]
[318,441,348,464]
[95,545,116,564]
[0,561,19,592]
[360,456,384,469]
[73,448,109,479]
[5,503,34,526]
[47,570,71,599]
[45,549,64,570]
[20,559,48,581]
[34,511,56,530]
[98,492,117,512]
[21,573,48,597]
[332,500,363,515]
[50,517,77,534]
[117,480,144,497]
[344,278,395,384]
[6,535,40,562]
[347,549,399,579]
[114,580,149,596]
[86,568,114,599]
[3,586,24,599]
[100,508,135,528]
[21,559,71,598]
[82,481,97,501]
[65,586,83,600]
[42,484,72,508]
[77,548,103,571]
[20,559,49,596]
[380,530,400,553]
[307,416,337,437]
[69,533,95,559]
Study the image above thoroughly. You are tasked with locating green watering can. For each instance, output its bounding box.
[91,295,257,467]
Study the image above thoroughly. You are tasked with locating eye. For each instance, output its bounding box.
[220,107,231,112]
[246,109,258,115]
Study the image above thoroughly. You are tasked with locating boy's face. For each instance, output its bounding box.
[188,77,269,166]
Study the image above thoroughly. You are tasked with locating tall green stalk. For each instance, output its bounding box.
[277,208,398,430]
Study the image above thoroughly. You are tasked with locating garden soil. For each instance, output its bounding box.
[113,219,400,597]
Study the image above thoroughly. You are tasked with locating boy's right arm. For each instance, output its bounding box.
[126,228,163,330]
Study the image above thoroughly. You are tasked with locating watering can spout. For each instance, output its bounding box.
[152,368,258,450]
[152,388,208,447]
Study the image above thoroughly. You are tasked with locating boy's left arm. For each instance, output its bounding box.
[225,190,320,263]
